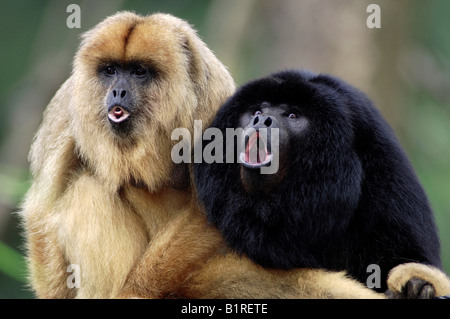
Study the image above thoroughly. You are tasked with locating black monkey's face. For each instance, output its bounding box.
[238,102,308,194]
[194,70,365,269]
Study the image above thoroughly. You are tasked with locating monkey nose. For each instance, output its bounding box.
[108,106,130,123]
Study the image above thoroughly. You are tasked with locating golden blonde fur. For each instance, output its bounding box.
[20,11,445,299]
[21,11,236,299]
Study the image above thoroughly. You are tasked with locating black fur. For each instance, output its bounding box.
[194,70,441,291]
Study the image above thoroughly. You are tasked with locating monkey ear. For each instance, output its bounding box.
[180,35,203,88]
[177,23,235,127]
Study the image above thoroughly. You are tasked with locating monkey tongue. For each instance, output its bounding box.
[241,131,271,167]
[108,106,130,123]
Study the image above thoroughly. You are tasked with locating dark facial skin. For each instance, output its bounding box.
[99,63,153,134]
[238,102,308,194]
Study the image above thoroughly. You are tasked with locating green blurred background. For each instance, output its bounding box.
[0,0,449,298]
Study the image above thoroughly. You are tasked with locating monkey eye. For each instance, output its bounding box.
[132,67,147,77]
[253,110,262,116]
[288,112,298,119]
[104,66,116,76]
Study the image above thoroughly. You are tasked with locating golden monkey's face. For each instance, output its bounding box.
[100,63,155,136]
[72,12,201,143]
[65,12,234,191]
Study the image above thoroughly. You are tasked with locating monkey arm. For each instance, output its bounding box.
[178,254,385,299]
[21,80,78,298]
[115,207,384,299]
[21,183,75,299]
[116,209,225,298]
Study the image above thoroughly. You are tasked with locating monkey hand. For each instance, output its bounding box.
[386,263,450,299]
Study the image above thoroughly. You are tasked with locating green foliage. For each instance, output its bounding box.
[0,165,31,207]
[0,241,27,283]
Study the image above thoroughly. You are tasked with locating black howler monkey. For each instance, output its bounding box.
[194,70,441,292]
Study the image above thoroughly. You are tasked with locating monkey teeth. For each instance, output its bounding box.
[108,106,130,123]
[240,152,273,168]
[240,131,272,168]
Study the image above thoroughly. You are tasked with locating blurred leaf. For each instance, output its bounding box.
[0,241,27,283]
[0,164,30,206]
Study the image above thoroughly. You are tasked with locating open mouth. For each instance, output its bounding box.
[108,106,130,123]
[240,131,272,168]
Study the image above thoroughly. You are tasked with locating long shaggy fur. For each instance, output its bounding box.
[20,11,235,298]
[194,70,442,292]
[21,12,440,299]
